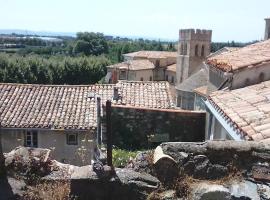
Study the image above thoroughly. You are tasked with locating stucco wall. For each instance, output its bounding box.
[133,69,154,81]
[232,63,270,89]
[0,129,95,165]
[109,106,205,150]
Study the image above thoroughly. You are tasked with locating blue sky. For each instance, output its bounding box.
[1,0,269,42]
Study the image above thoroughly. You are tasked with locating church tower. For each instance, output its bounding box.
[265,18,270,40]
[176,29,212,85]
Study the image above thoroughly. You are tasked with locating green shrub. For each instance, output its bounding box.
[112,149,139,168]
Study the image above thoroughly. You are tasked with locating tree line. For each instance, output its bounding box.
[0,53,110,84]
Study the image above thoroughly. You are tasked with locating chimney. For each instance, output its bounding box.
[265,18,270,40]
[113,87,119,101]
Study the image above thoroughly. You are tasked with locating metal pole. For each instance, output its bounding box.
[106,100,112,166]
[96,97,101,146]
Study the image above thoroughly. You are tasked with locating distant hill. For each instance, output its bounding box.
[0,29,76,37]
[0,29,176,42]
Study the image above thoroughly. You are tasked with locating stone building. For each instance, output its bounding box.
[106,60,155,83]
[175,29,212,110]
[0,81,175,165]
[265,18,270,40]
[205,80,270,142]
[206,39,270,91]
[105,51,177,84]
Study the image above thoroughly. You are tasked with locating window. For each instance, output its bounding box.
[245,78,250,86]
[149,76,152,81]
[156,60,160,67]
[140,77,144,81]
[166,75,169,81]
[24,131,38,147]
[259,73,265,82]
[171,76,174,84]
[201,45,205,57]
[183,43,187,55]
[119,70,126,80]
[195,44,199,56]
[67,133,78,145]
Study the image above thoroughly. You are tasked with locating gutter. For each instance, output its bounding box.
[204,99,244,141]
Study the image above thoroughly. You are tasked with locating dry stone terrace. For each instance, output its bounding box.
[0,81,175,130]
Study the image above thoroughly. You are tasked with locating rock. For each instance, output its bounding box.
[192,183,231,200]
[4,146,53,177]
[132,151,152,173]
[193,155,210,179]
[159,190,177,200]
[0,177,26,200]
[69,166,159,200]
[229,180,260,200]
[207,164,228,179]
[257,184,270,200]
[153,146,178,184]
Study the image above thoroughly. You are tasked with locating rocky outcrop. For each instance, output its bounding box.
[66,165,159,200]
[150,141,270,199]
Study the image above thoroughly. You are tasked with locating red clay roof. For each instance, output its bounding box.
[207,40,270,72]
[166,64,176,72]
[0,81,174,130]
[209,80,270,142]
[123,51,177,59]
[107,60,155,71]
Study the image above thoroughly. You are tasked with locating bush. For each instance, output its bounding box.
[112,149,139,168]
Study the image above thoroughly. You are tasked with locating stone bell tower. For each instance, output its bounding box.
[176,29,212,85]
[265,18,270,40]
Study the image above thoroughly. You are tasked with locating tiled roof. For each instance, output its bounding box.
[209,80,270,142]
[0,81,174,130]
[123,51,177,59]
[206,40,270,72]
[166,64,176,72]
[107,60,155,71]
[207,47,241,59]
[193,86,208,97]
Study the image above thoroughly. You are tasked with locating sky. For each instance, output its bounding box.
[1,0,269,42]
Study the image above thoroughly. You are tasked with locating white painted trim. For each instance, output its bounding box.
[204,100,244,141]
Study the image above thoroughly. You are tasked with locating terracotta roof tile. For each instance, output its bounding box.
[123,51,177,59]
[166,64,176,72]
[207,39,270,72]
[107,60,155,71]
[209,80,270,142]
[0,81,174,130]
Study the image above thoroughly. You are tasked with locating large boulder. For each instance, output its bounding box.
[229,180,260,200]
[69,165,160,200]
[191,183,231,200]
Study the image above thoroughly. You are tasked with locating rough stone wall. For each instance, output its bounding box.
[108,106,205,149]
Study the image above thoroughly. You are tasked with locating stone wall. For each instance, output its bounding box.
[107,106,205,149]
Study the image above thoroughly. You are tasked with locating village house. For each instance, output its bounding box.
[105,51,177,84]
[206,39,270,91]
[205,80,270,142]
[204,21,270,141]
[0,81,175,165]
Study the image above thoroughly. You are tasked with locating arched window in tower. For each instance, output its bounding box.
[183,43,187,55]
[195,44,199,56]
[259,72,265,82]
[201,45,205,57]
